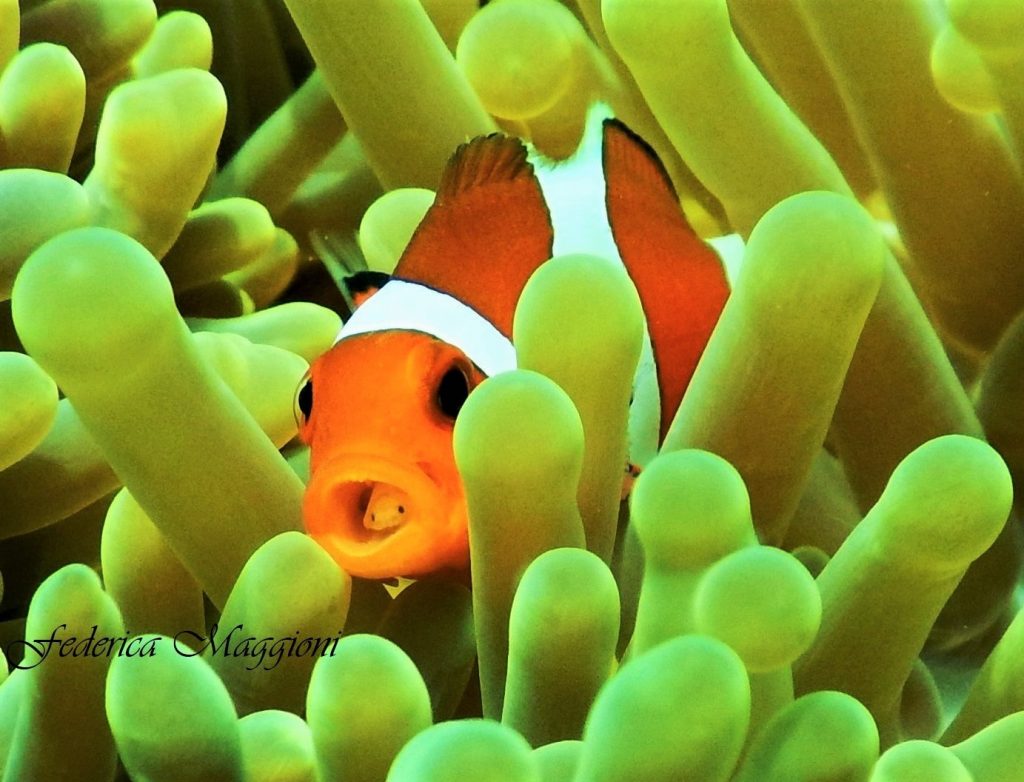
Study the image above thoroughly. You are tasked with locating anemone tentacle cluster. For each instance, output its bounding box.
[0,0,1023,780]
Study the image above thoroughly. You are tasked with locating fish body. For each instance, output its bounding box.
[298,108,729,580]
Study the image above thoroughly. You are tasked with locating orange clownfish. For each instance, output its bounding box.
[298,108,729,580]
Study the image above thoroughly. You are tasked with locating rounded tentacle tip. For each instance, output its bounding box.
[12,226,176,376]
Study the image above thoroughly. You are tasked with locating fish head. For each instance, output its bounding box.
[297,330,485,580]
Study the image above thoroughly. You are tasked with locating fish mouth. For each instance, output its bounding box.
[303,453,466,579]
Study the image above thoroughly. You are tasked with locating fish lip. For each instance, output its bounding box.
[307,453,440,495]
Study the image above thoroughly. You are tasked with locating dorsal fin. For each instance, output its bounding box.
[602,118,729,440]
[602,118,680,202]
[436,133,535,201]
[394,134,554,338]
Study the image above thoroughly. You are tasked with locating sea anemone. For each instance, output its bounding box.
[1,0,1023,779]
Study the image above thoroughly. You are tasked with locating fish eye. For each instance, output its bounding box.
[294,373,313,425]
[436,365,470,421]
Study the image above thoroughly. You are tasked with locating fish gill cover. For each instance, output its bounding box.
[0,0,1022,780]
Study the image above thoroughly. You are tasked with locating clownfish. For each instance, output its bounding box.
[297,107,729,580]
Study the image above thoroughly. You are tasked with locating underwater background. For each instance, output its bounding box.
[0,0,1023,779]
